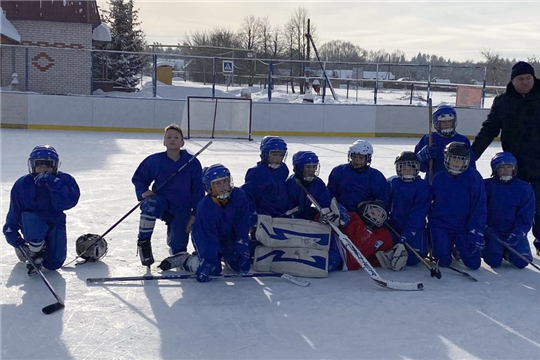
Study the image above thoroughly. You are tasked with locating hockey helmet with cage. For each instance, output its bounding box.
[394,151,420,182]
[202,163,233,200]
[432,105,457,138]
[292,151,319,181]
[348,139,373,170]
[76,234,108,261]
[28,145,60,175]
[356,200,388,229]
[260,136,287,168]
[490,152,517,183]
[443,142,470,176]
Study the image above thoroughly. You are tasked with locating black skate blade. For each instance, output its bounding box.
[42,302,65,315]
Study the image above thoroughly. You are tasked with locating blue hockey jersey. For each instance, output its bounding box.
[3,172,80,243]
[429,168,486,232]
[191,187,251,267]
[242,162,290,217]
[328,164,389,211]
[285,176,332,221]
[132,150,203,216]
[388,176,430,240]
[484,177,535,235]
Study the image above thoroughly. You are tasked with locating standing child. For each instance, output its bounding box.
[3,145,80,275]
[157,164,251,283]
[132,124,204,267]
[429,142,486,270]
[415,105,476,180]
[483,152,534,269]
[387,151,431,266]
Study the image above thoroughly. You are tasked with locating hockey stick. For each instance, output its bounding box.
[384,223,441,279]
[425,255,477,281]
[64,141,213,266]
[19,246,65,315]
[86,272,310,287]
[427,97,434,184]
[295,179,423,291]
[485,228,540,272]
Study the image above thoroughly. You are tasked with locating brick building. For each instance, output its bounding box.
[0,0,106,95]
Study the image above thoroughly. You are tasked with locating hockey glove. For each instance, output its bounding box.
[416,145,437,163]
[34,172,62,189]
[233,238,251,274]
[504,231,524,247]
[468,229,484,255]
[320,206,340,227]
[332,198,351,227]
[195,259,216,283]
[4,228,24,248]
[375,244,408,271]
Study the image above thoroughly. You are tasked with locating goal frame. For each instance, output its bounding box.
[184,96,253,141]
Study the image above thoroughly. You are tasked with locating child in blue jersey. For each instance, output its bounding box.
[3,145,80,275]
[429,142,486,270]
[132,124,204,267]
[242,136,290,220]
[415,105,476,180]
[157,164,251,283]
[387,151,431,266]
[328,139,389,211]
[284,151,349,271]
[483,152,534,269]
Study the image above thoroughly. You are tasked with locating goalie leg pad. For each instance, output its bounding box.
[255,215,331,250]
[253,245,329,278]
[375,244,408,271]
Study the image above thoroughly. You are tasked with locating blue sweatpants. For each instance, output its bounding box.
[21,212,67,270]
[430,228,481,270]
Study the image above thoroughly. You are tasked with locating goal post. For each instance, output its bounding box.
[181,96,253,141]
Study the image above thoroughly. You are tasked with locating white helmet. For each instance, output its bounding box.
[349,140,373,156]
[348,140,373,170]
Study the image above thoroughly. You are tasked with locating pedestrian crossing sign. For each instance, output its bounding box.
[223,61,234,73]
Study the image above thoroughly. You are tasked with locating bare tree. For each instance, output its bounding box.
[237,15,262,86]
[481,49,507,86]
[284,7,314,93]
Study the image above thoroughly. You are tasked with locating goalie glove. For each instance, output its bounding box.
[376,243,408,271]
[320,198,349,227]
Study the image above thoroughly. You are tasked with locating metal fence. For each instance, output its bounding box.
[0,44,507,107]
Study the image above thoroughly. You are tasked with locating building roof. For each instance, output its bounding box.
[1,7,20,43]
[0,0,101,25]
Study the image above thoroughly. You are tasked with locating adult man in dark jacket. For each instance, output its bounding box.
[472,61,540,254]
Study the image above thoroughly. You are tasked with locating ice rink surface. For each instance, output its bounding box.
[1,129,539,360]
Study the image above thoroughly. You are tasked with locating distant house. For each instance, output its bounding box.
[433,78,451,84]
[362,71,395,81]
[0,0,108,94]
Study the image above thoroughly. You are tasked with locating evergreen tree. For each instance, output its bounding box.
[98,0,147,89]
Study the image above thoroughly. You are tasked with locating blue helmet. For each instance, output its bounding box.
[260,136,287,164]
[432,105,457,137]
[202,164,233,199]
[292,151,319,180]
[28,145,60,175]
[490,152,517,182]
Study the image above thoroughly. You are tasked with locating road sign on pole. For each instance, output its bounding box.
[222,61,234,73]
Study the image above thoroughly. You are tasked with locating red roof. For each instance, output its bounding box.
[1,0,101,25]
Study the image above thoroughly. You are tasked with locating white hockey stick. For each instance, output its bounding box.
[295,179,424,291]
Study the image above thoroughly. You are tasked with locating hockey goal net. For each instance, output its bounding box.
[181,96,253,140]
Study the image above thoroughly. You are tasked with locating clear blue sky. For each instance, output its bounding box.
[96,0,540,62]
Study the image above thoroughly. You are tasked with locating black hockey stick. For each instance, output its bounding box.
[295,178,423,291]
[384,223,442,279]
[64,141,213,266]
[19,246,65,315]
[485,228,540,272]
[86,272,310,287]
[425,255,477,282]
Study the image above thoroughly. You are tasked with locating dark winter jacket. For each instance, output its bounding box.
[472,78,540,181]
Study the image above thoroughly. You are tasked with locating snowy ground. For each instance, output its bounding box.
[93,77,497,109]
[1,129,539,360]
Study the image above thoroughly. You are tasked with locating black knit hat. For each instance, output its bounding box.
[511,61,535,80]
